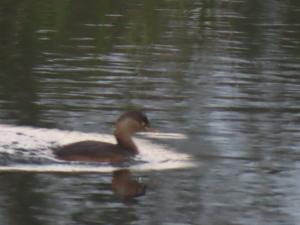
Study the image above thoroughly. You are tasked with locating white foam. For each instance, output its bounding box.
[0,124,195,173]
[139,132,188,139]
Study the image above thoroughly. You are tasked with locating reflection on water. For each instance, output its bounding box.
[1,0,300,224]
[112,169,147,201]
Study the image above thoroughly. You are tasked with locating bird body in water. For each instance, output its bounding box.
[53,111,153,163]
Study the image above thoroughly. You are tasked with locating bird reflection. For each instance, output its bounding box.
[112,169,147,200]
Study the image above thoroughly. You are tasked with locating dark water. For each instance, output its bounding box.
[1,0,300,224]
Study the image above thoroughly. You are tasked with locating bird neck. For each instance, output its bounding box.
[114,130,138,154]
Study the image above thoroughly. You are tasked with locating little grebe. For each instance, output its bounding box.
[53,111,153,163]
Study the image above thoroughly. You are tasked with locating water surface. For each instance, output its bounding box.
[1,0,300,224]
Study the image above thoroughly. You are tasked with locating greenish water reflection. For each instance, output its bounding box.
[1,0,300,225]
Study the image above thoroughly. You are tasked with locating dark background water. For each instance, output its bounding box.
[1,0,300,224]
